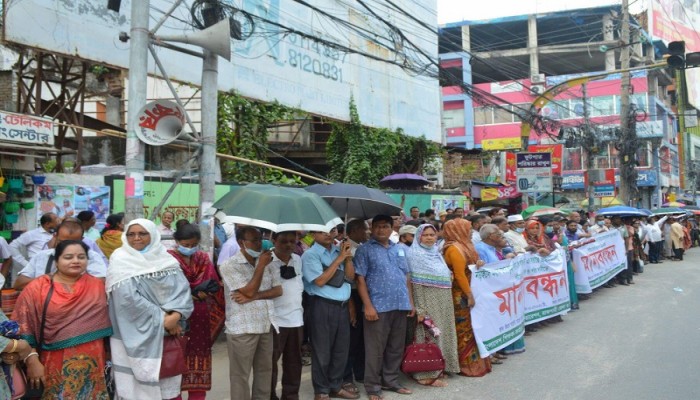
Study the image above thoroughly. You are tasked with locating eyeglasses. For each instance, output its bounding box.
[126,232,150,239]
[280,265,297,280]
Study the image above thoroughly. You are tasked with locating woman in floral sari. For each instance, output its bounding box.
[167,224,224,400]
[13,240,112,399]
[96,213,125,259]
[441,219,492,377]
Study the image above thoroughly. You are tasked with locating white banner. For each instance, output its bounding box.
[572,230,627,294]
[469,248,570,357]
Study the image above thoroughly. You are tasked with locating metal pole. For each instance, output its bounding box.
[199,49,218,258]
[125,0,150,222]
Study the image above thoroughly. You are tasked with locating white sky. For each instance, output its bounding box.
[437,0,626,24]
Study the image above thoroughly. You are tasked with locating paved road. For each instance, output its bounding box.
[204,248,700,400]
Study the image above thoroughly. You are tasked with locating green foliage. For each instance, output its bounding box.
[42,159,56,173]
[327,98,442,187]
[217,92,302,183]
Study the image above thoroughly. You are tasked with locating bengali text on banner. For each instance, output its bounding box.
[571,230,627,294]
[469,248,571,357]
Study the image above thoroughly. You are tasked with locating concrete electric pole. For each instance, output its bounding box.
[617,0,637,206]
[124,0,150,222]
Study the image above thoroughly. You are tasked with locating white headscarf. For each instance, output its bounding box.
[106,218,180,293]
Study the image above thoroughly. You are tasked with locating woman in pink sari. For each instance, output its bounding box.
[168,224,225,400]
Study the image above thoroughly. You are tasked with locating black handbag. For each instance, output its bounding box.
[322,263,346,288]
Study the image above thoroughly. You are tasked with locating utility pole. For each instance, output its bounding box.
[124,0,150,222]
[582,84,596,213]
[618,0,637,206]
[199,50,218,257]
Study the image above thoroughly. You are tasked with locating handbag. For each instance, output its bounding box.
[159,335,189,379]
[400,332,445,376]
[11,365,26,400]
[321,263,346,288]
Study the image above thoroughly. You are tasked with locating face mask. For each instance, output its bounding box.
[178,245,198,256]
[405,241,413,247]
[515,228,524,233]
[245,246,262,259]
[597,221,605,226]
[48,228,56,234]
[138,245,151,254]
[545,226,554,234]
[419,243,433,250]
[568,228,577,233]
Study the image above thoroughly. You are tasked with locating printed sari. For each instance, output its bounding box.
[168,249,225,393]
[442,219,492,377]
[13,274,113,400]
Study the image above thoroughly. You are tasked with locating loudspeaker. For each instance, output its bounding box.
[135,100,186,146]
[158,18,232,61]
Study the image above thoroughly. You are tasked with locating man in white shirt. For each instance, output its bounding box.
[217,228,240,267]
[504,214,529,254]
[14,220,107,290]
[646,215,668,263]
[158,211,176,249]
[220,226,282,400]
[9,212,59,269]
[269,231,304,400]
[467,214,487,244]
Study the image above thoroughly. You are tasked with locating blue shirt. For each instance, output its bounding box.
[475,241,502,264]
[301,243,351,301]
[354,238,411,313]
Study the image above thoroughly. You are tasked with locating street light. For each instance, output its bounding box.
[552,173,563,207]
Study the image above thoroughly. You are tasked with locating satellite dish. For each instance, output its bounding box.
[135,100,186,146]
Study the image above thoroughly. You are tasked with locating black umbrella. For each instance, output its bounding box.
[305,183,403,221]
[379,173,430,189]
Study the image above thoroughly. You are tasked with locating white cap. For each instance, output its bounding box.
[399,225,417,236]
[507,214,524,223]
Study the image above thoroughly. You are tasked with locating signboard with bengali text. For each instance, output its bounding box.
[0,110,54,146]
[516,152,552,193]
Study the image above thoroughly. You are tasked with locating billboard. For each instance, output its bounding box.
[648,0,700,109]
[4,0,440,141]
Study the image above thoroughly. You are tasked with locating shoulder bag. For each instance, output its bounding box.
[321,263,345,288]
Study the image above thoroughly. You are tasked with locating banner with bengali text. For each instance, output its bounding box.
[469,248,570,357]
[572,230,626,294]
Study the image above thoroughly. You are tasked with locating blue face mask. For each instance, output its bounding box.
[598,221,605,226]
[245,247,262,259]
[419,243,433,250]
[138,245,151,254]
[178,245,198,256]
[515,227,524,233]
[545,226,554,234]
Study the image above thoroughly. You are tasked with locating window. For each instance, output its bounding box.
[636,143,650,167]
[590,96,615,117]
[493,105,513,124]
[474,107,492,125]
[442,109,465,128]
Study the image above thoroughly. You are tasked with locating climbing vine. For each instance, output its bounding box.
[217,91,303,184]
[327,98,442,187]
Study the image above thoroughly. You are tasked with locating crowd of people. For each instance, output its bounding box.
[0,203,695,400]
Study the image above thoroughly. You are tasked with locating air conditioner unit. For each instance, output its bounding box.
[531,74,546,84]
[530,85,545,95]
[670,137,679,145]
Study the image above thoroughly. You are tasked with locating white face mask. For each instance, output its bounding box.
[244,245,261,259]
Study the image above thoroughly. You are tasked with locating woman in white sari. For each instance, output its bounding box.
[107,218,194,400]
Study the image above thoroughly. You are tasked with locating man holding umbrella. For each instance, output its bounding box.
[301,230,358,400]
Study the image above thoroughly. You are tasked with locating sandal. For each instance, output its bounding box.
[494,353,508,359]
[490,356,503,365]
[429,379,448,387]
[368,395,383,400]
[382,386,413,395]
[329,388,360,399]
[341,382,359,394]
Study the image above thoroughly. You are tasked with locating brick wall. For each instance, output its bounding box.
[0,71,17,112]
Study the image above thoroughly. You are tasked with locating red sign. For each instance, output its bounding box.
[498,185,520,199]
[505,152,517,183]
[528,144,563,175]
